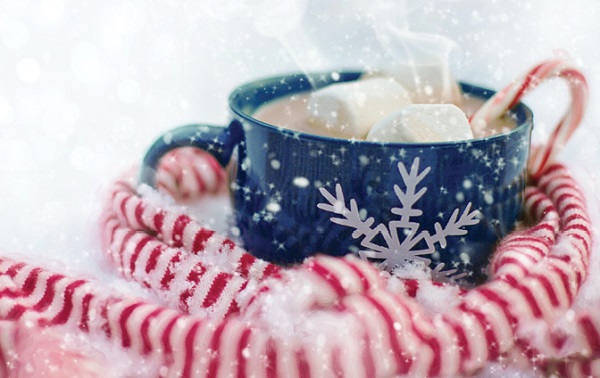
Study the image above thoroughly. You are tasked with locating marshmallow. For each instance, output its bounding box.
[364,63,463,105]
[366,104,473,143]
[307,77,412,139]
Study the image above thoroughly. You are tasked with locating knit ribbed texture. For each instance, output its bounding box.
[0,147,596,377]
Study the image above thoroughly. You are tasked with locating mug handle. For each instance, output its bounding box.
[139,122,244,188]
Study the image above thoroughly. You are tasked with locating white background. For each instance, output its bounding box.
[0,0,599,335]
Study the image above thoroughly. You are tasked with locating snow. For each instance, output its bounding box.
[1,0,600,377]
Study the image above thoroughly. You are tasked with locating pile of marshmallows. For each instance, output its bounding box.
[306,66,473,143]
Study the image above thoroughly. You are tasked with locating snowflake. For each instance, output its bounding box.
[317,157,480,281]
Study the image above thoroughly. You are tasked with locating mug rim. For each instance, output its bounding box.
[228,70,534,147]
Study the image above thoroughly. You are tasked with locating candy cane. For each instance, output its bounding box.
[470,58,588,181]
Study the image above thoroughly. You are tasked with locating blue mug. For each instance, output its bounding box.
[140,71,533,282]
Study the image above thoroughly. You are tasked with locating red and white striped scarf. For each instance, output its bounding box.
[0,147,597,377]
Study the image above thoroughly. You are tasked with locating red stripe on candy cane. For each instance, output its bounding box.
[470,58,588,181]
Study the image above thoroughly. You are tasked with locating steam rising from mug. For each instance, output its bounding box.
[249,0,324,86]
[199,0,461,94]
[368,0,461,103]
[198,0,323,84]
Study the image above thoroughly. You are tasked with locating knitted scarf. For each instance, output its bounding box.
[0,147,596,378]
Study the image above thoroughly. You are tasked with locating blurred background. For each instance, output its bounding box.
[0,0,599,277]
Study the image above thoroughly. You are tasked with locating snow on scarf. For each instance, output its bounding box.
[0,147,596,378]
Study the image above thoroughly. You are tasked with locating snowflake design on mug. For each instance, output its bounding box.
[317,157,480,281]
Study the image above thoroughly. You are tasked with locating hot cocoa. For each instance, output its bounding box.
[253,91,516,140]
